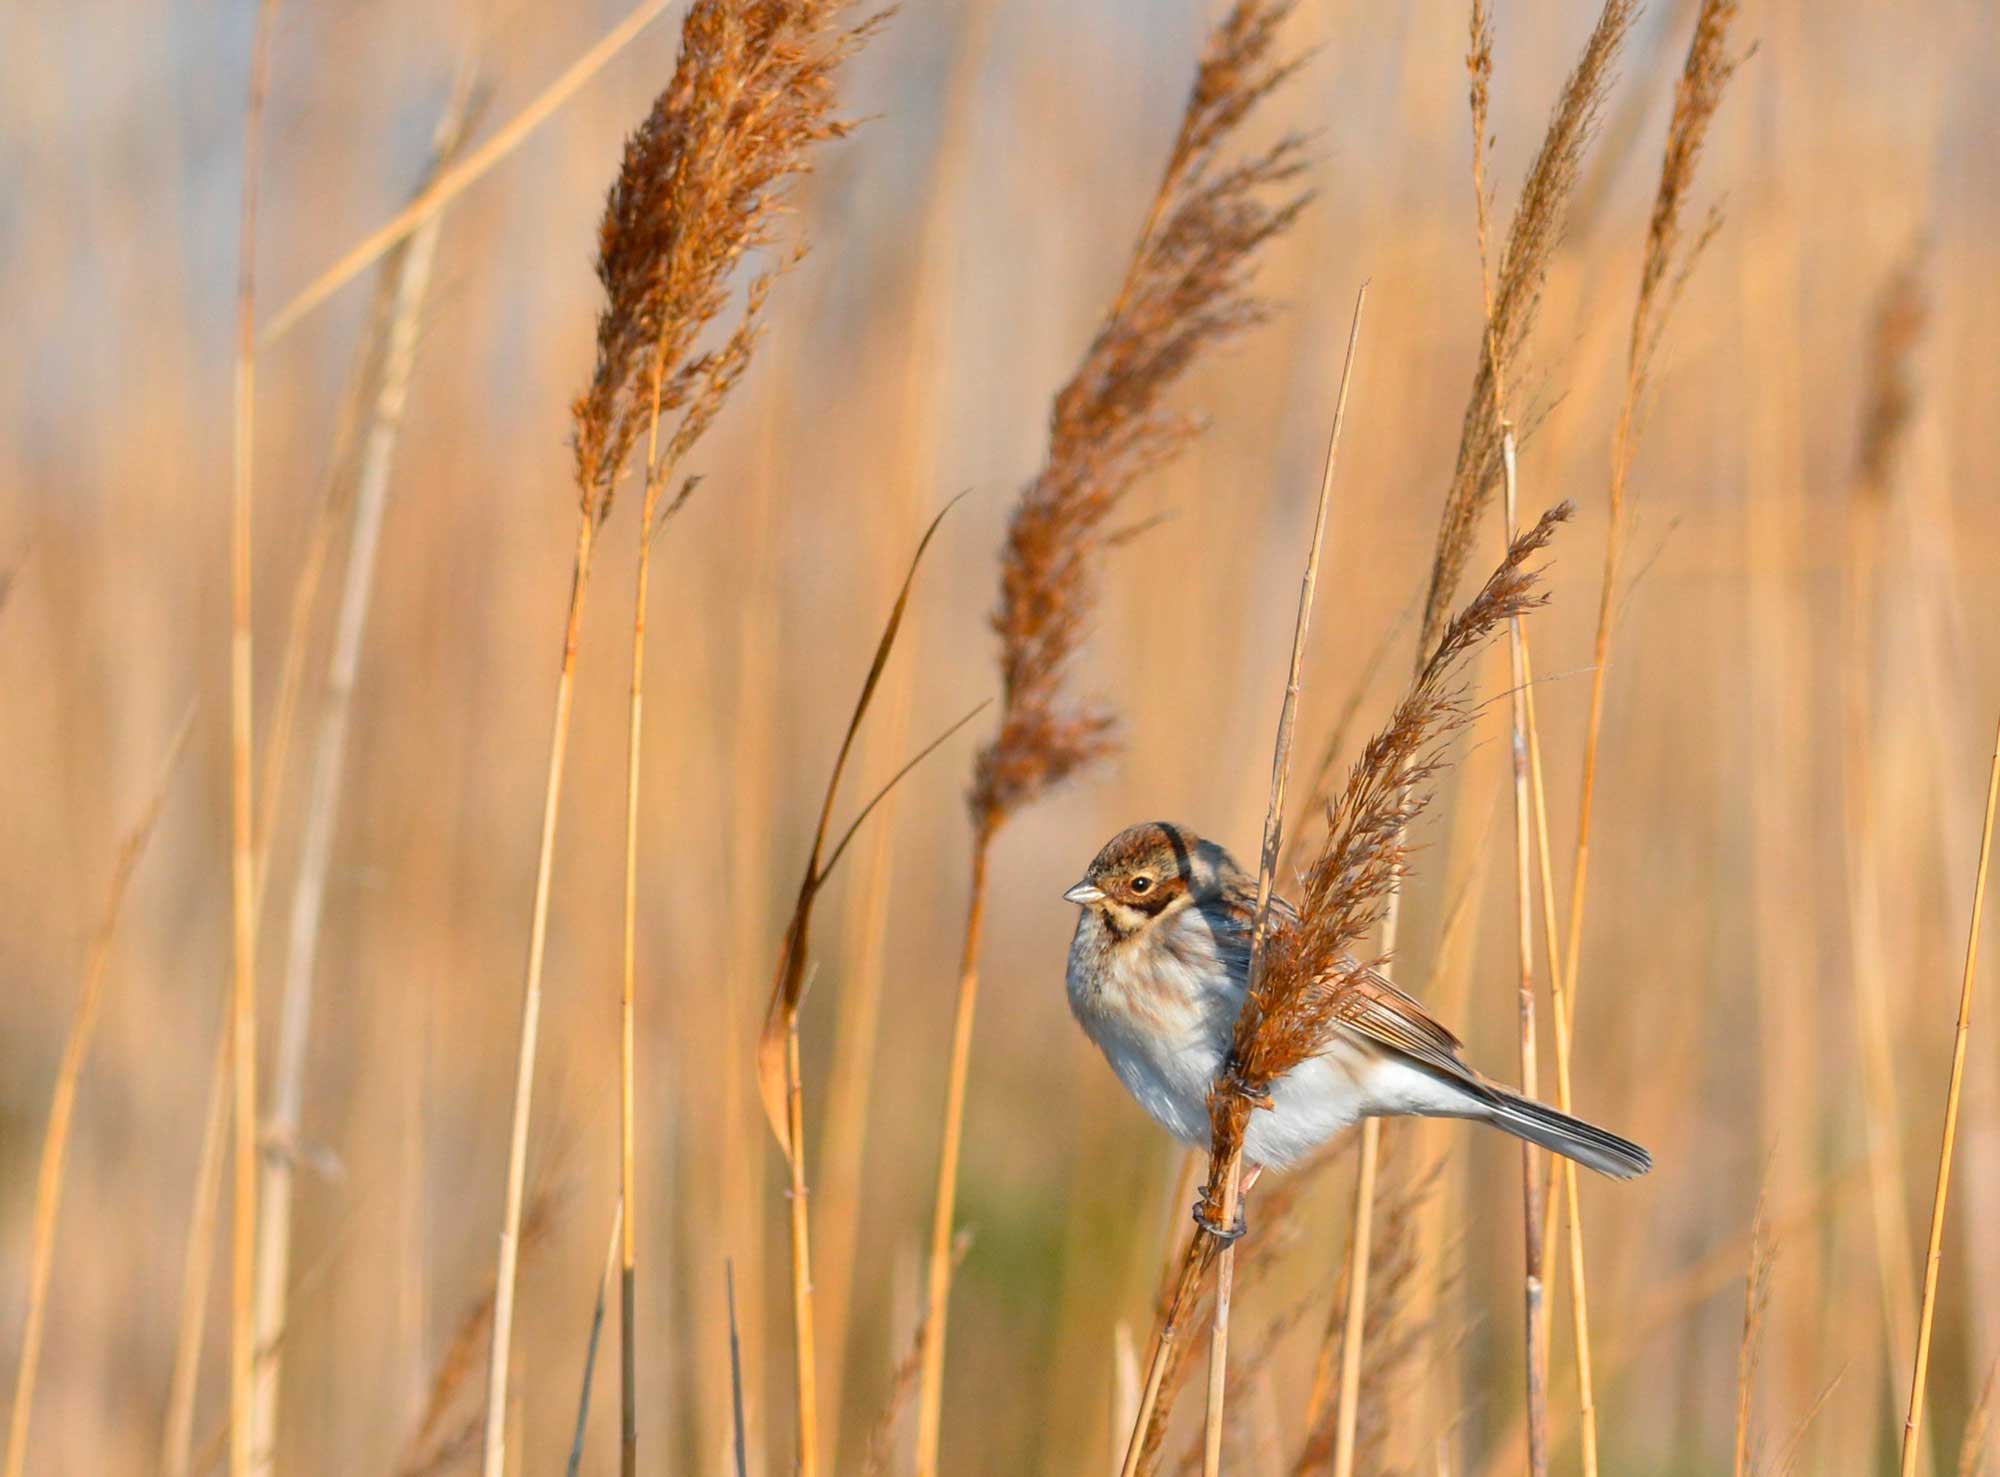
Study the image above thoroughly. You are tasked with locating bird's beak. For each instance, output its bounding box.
[1063,880,1105,906]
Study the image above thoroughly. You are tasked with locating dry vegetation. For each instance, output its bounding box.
[2,0,1998,1474]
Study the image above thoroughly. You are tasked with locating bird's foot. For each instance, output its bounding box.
[1192,1198,1248,1244]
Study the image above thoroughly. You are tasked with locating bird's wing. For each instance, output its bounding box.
[1330,963,1488,1093]
[1213,874,1487,1091]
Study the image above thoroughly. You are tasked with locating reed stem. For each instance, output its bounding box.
[914,833,993,1477]
[228,8,280,1473]
[482,509,602,1477]
[1899,717,2000,1474]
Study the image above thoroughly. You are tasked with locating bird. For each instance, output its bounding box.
[1062,821,1649,1222]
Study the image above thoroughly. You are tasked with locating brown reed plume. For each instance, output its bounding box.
[1416,0,1633,658]
[484,6,881,1472]
[1123,504,1574,1473]
[913,7,1309,1471]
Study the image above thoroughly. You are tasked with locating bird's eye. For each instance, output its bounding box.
[1130,876,1152,894]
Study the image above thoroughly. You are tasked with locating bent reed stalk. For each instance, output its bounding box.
[914,7,1310,1471]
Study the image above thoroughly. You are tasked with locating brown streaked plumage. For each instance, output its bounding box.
[1063,821,1652,1179]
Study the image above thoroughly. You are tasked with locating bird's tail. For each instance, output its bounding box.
[1482,1089,1651,1180]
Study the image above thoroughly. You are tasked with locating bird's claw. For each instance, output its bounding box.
[1192,1198,1248,1244]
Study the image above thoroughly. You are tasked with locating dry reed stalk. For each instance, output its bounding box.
[565,1199,625,1477]
[916,9,1309,1470]
[227,10,279,1476]
[1200,285,1366,1477]
[1492,432,1555,1477]
[249,99,469,1471]
[260,0,680,345]
[753,496,983,1477]
[1900,719,2000,1474]
[162,1022,231,1477]
[1560,0,1737,1058]
[479,7,882,1470]
[1128,505,1575,1474]
[1735,1191,1775,1477]
[3,711,194,1477]
[1517,634,1602,1470]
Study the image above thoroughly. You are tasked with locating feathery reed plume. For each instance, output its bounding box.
[227,9,280,1477]
[1124,505,1573,1475]
[610,8,884,1472]
[1900,719,2000,1475]
[1561,0,1739,1058]
[250,93,472,1472]
[481,6,883,1472]
[917,11,1309,1468]
[1735,1190,1775,1477]
[754,495,984,1477]
[4,710,194,1477]
[1221,506,1572,1162]
[1416,0,1634,658]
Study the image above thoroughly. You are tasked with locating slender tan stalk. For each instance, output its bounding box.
[1899,718,2000,1474]
[228,10,279,1475]
[1330,1124,1380,1477]
[250,105,463,1469]
[1495,433,1549,1477]
[1200,1157,1245,1477]
[1520,640,1599,1472]
[260,0,678,345]
[481,510,602,1477]
[1201,289,1364,1477]
[915,836,992,1473]
[163,1023,231,1477]
[4,712,194,1477]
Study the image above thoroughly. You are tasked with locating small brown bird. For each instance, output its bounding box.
[1063,822,1649,1199]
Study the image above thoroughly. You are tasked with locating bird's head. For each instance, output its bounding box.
[1063,821,1236,936]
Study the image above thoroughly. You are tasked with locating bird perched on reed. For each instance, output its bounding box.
[1064,821,1649,1223]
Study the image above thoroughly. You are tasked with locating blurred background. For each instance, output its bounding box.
[3,0,1997,1471]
